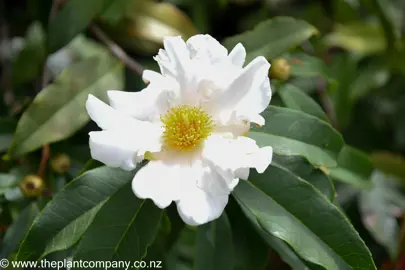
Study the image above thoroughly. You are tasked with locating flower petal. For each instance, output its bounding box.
[214,56,271,124]
[186,34,228,64]
[177,189,228,226]
[86,94,153,130]
[132,160,183,208]
[89,130,139,171]
[163,36,190,76]
[86,95,163,169]
[176,161,230,225]
[227,43,246,67]
[202,134,273,178]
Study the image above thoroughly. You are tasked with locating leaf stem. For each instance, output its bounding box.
[89,24,144,76]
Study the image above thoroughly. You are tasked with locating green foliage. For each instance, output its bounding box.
[250,106,344,167]
[2,0,405,269]
[223,17,318,62]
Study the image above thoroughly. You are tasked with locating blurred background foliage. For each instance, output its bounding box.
[1,0,405,269]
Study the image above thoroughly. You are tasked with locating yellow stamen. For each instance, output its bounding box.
[161,105,215,151]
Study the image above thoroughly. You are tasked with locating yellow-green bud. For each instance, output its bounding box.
[19,175,45,197]
[270,58,291,81]
[50,153,71,174]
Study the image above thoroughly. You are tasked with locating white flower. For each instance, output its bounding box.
[86,34,273,226]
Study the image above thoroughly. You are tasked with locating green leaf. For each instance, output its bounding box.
[7,56,123,158]
[16,166,136,261]
[327,54,356,129]
[324,22,385,56]
[48,0,112,53]
[41,203,103,258]
[0,173,20,195]
[99,0,133,25]
[223,17,318,62]
[0,203,39,259]
[350,64,390,102]
[237,202,310,270]
[250,106,344,167]
[371,152,405,181]
[72,183,162,265]
[284,53,328,78]
[278,84,329,122]
[194,214,234,270]
[329,146,374,189]
[12,22,46,86]
[272,154,335,201]
[234,164,376,270]
[226,201,268,270]
[369,0,399,54]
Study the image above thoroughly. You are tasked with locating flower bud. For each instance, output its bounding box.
[19,175,45,197]
[50,153,71,174]
[270,58,291,81]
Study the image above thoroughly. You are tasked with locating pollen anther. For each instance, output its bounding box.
[161,105,214,151]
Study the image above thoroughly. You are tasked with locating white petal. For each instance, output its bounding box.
[89,131,135,171]
[176,162,229,226]
[86,94,152,130]
[132,160,183,208]
[202,134,273,178]
[227,43,246,67]
[107,88,170,122]
[235,168,249,180]
[177,190,228,226]
[214,56,271,124]
[163,36,190,76]
[186,34,228,63]
[154,49,176,78]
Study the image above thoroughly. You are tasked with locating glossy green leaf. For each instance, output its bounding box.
[223,17,318,62]
[0,119,15,153]
[272,154,335,201]
[41,203,103,258]
[16,166,136,261]
[194,214,234,270]
[48,0,112,53]
[329,146,374,189]
[324,22,385,56]
[237,202,310,270]
[226,201,268,270]
[0,203,39,259]
[250,106,344,167]
[7,56,123,158]
[278,84,329,122]
[72,183,162,264]
[234,164,376,270]
[12,22,46,86]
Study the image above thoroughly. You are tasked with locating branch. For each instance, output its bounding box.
[90,24,144,75]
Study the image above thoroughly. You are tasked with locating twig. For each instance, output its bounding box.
[37,145,50,178]
[90,24,144,75]
[317,78,338,129]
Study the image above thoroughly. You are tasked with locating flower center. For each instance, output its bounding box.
[161,105,215,151]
